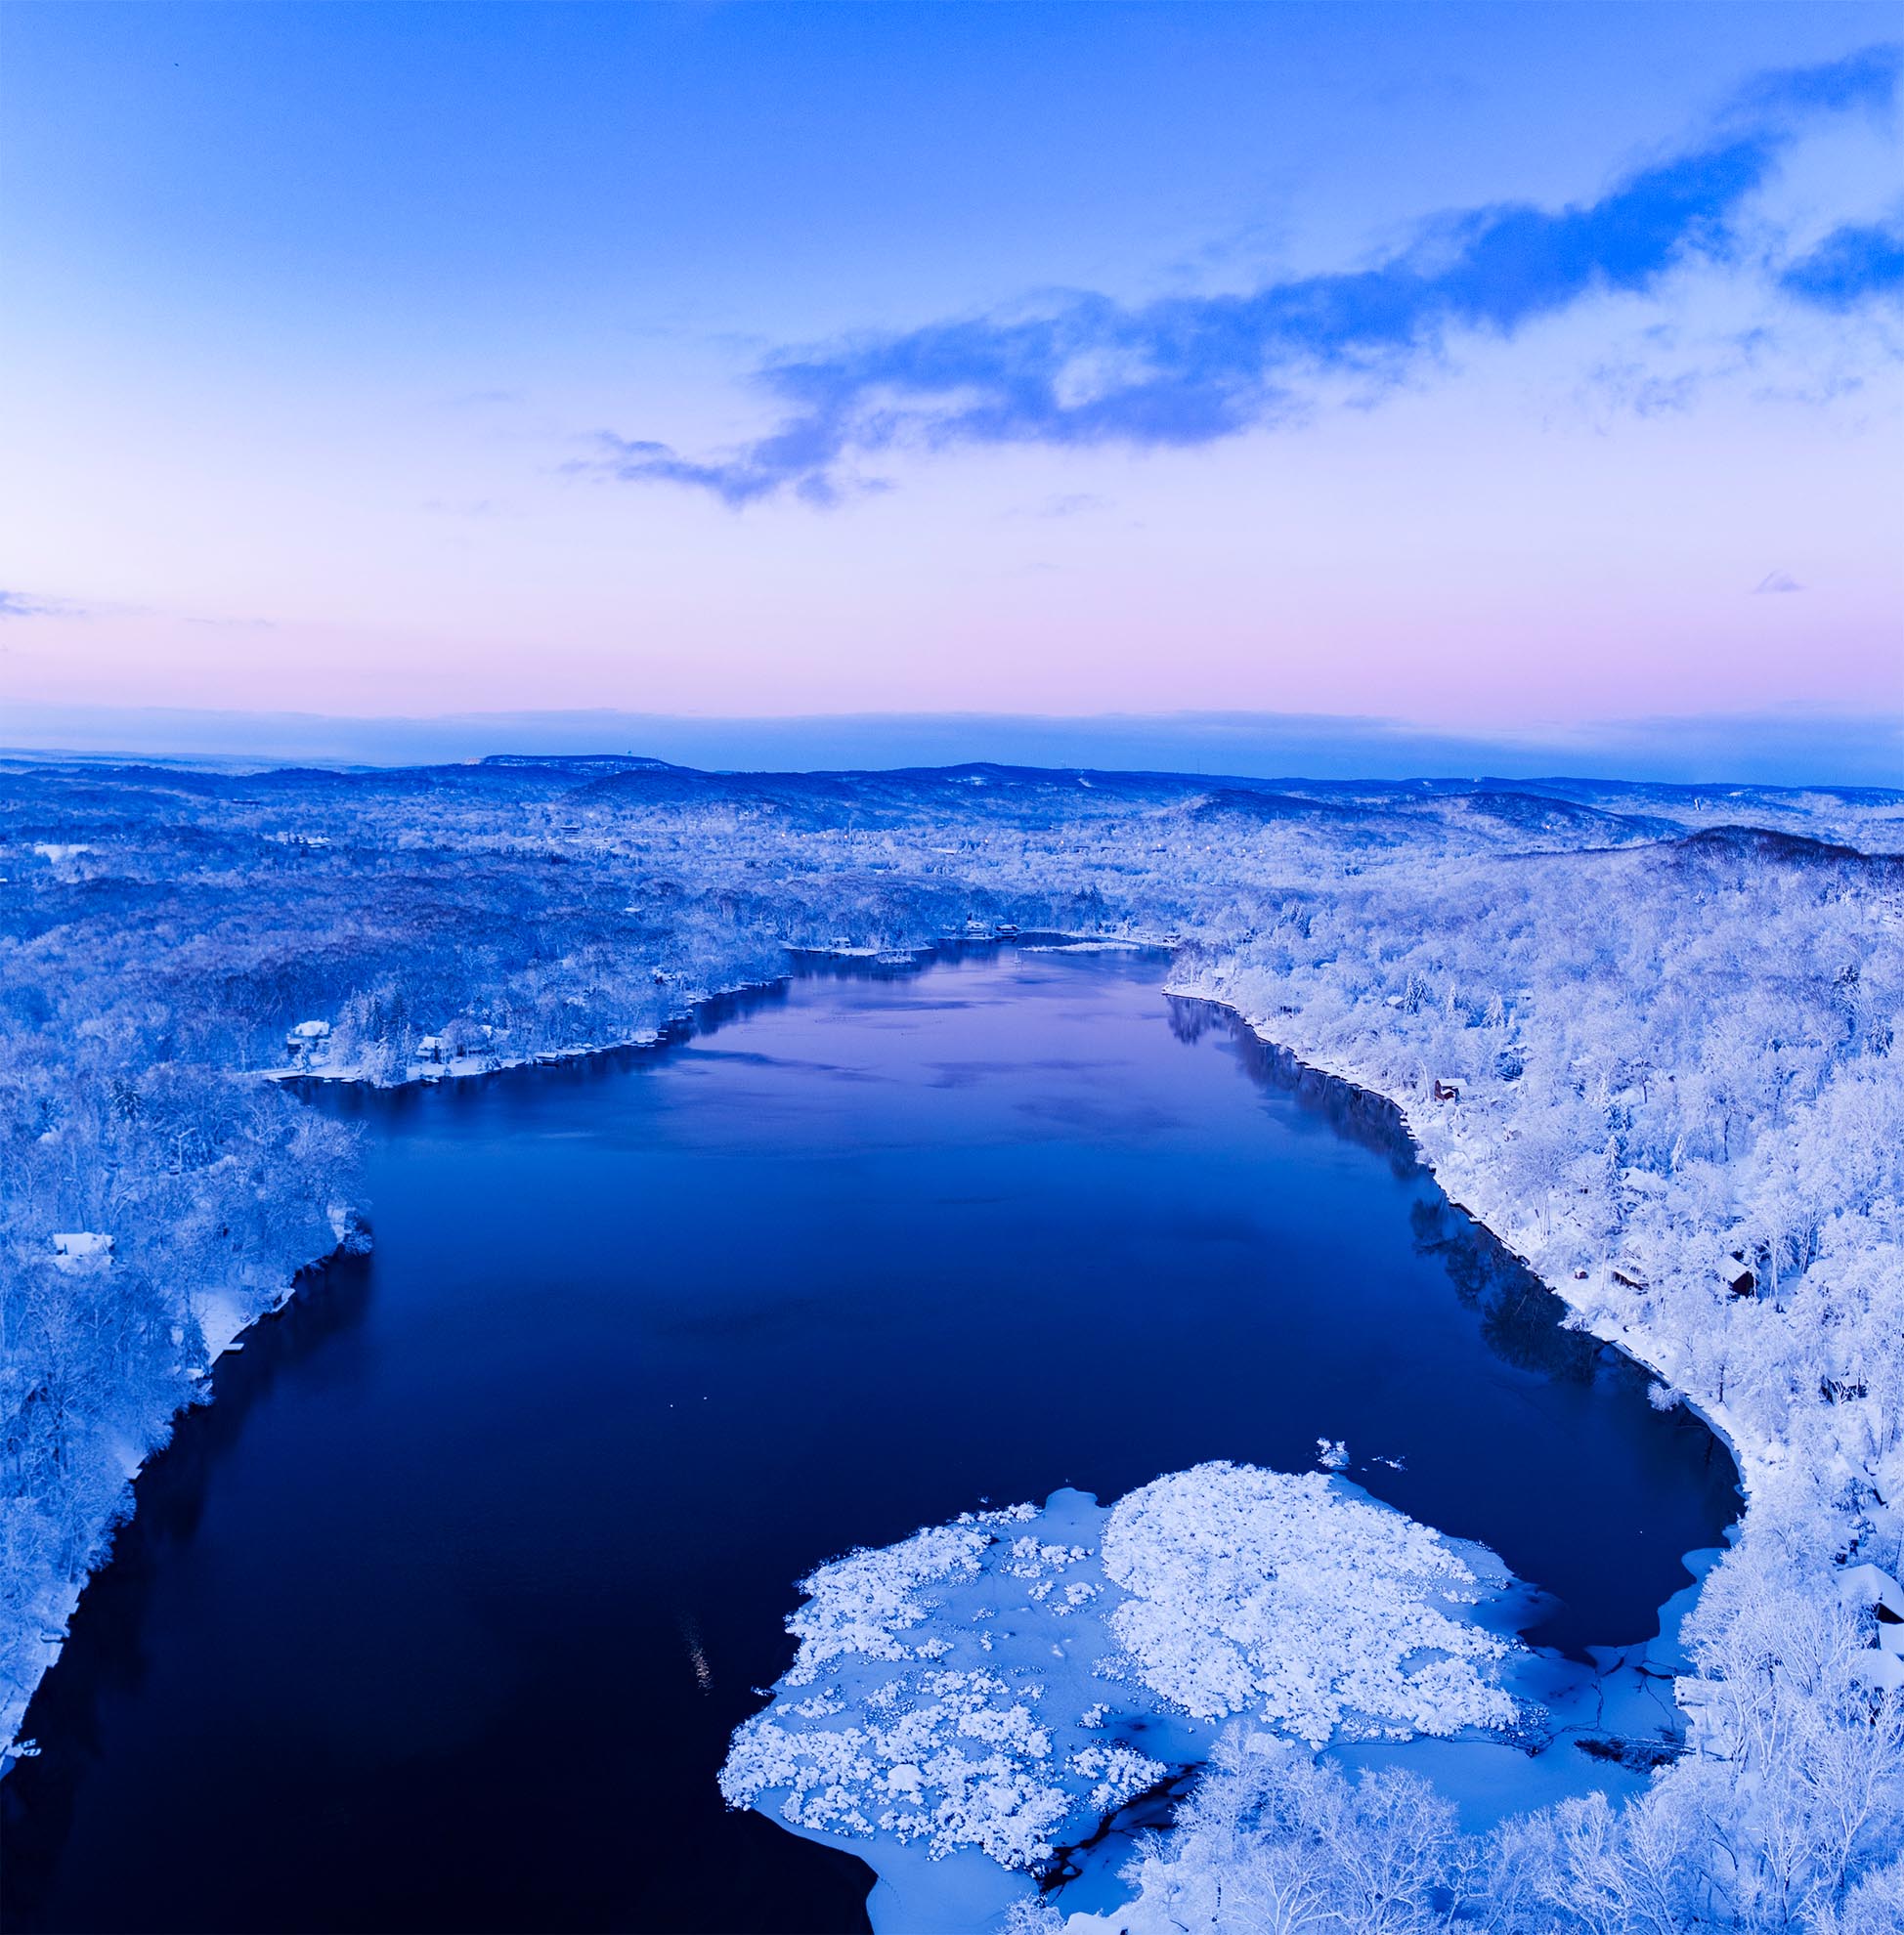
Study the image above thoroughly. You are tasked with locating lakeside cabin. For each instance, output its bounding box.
[51,1231,114,1271]
[1432,1078,1462,1102]
[1839,1564,1904,1693]
[284,1018,330,1065]
[416,1034,446,1064]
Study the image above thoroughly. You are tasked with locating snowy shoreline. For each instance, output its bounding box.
[257,939,1010,1096]
[1173,983,1757,1471]
[3,933,1733,1797]
[1206,992,1753,1480]
[253,932,1175,1094]
[2,936,1138,1768]
[1162,983,1754,1736]
[0,1237,351,1771]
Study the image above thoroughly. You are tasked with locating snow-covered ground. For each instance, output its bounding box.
[262,1024,667,1090]
[1141,851,1904,1925]
[3,753,1899,1926]
[722,1464,1535,1931]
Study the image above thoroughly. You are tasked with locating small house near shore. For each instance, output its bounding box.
[1839,1564,1904,1692]
[51,1231,114,1271]
[284,1019,331,1064]
[1721,1254,1757,1298]
[1839,1562,1904,1629]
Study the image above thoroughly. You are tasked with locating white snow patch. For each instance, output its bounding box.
[721,1466,1527,1928]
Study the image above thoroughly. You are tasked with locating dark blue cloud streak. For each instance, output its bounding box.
[594,46,1900,505]
[1779,220,1904,310]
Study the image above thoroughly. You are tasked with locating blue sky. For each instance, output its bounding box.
[1,2,1898,774]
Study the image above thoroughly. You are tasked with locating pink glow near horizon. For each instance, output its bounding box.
[6,378,1895,730]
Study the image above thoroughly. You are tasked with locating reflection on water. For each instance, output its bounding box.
[1180,998,1623,1391]
[3,946,1736,1935]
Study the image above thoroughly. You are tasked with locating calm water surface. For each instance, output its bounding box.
[3,947,1737,1933]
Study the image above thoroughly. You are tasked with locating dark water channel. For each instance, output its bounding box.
[3,946,1737,1933]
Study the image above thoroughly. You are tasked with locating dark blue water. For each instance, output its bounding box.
[3,947,1737,1933]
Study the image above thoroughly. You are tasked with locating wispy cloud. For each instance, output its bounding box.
[1002,493,1110,523]
[0,588,83,621]
[586,45,1899,507]
[423,496,511,519]
[1753,570,1805,594]
[1,588,280,629]
[441,388,524,409]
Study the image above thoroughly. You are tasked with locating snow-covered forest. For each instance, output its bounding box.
[3,751,1900,1928]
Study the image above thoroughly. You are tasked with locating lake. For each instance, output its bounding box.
[1,945,1738,1932]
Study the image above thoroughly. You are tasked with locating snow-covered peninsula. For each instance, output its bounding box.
[722,1464,1530,1930]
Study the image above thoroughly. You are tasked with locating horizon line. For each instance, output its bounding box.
[3,699,1899,793]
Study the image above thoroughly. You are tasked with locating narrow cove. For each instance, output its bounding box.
[1,945,1739,1933]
